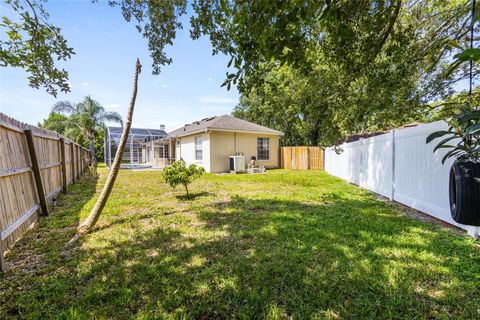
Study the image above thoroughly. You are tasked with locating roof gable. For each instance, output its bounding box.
[169,115,283,137]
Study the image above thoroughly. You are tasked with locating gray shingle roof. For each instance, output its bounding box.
[168,115,283,137]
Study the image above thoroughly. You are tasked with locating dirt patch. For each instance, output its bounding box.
[372,193,464,235]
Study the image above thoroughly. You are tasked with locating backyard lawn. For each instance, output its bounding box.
[1,166,479,319]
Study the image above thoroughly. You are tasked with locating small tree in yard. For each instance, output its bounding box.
[163,160,205,199]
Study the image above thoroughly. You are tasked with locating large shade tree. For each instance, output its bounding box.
[3,1,474,97]
[232,0,477,145]
[52,96,123,164]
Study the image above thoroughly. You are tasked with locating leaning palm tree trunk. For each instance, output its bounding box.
[69,59,142,243]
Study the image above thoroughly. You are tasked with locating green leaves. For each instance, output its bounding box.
[433,136,458,152]
[162,159,205,199]
[1,0,74,96]
[426,130,451,144]
[473,0,480,24]
[455,48,480,62]
[427,103,480,164]
[465,123,480,135]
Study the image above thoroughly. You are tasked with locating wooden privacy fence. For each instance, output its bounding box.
[281,146,324,170]
[0,113,90,270]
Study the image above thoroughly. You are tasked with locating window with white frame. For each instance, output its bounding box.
[257,137,270,160]
[154,145,169,159]
[195,136,203,161]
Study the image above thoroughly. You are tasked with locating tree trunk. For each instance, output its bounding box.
[89,131,96,165]
[69,59,142,242]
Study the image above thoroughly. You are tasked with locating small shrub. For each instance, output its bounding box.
[162,159,205,199]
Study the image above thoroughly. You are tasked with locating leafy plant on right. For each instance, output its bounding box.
[427,101,480,226]
[425,0,480,226]
[426,103,480,164]
[162,159,205,199]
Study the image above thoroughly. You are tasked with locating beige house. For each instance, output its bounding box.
[161,115,283,173]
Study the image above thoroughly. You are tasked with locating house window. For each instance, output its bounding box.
[155,145,169,159]
[195,136,203,161]
[257,137,270,160]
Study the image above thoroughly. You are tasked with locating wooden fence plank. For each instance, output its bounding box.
[280,146,324,170]
[24,130,49,216]
[59,138,67,193]
[0,113,90,271]
[1,204,39,241]
[0,241,4,271]
[0,166,31,178]
[71,142,76,184]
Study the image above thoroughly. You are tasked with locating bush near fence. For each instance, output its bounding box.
[281,146,324,170]
[0,113,90,271]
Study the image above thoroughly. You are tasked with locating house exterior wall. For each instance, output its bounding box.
[176,132,211,172]
[209,131,236,173]
[175,130,280,173]
[209,131,280,173]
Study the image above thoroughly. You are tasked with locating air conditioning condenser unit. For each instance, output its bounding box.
[229,155,245,172]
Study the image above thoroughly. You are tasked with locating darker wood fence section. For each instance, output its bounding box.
[280,147,324,170]
[0,113,90,271]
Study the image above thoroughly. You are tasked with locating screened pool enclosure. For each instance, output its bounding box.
[104,126,173,169]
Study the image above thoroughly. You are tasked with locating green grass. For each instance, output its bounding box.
[1,166,479,319]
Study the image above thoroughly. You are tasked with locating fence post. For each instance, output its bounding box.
[307,147,310,170]
[390,129,396,201]
[59,138,68,193]
[71,142,76,184]
[76,145,80,179]
[290,147,294,170]
[24,129,49,216]
[321,148,325,171]
[77,145,80,178]
[0,241,5,272]
[80,148,83,174]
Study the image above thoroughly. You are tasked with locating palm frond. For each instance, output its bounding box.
[52,101,76,114]
[64,126,85,142]
[102,112,123,126]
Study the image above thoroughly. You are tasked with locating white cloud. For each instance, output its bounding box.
[160,84,167,88]
[197,95,237,104]
[208,77,212,81]
[81,81,90,87]
[105,103,119,110]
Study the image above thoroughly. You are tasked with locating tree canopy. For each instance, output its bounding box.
[1,0,74,96]
[4,1,474,95]
[233,1,479,145]
[2,0,478,146]
[37,112,69,134]
[51,96,122,163]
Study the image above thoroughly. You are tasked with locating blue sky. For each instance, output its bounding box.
[0,0,240,132]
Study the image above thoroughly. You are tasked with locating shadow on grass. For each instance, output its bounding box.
[0,167,98,277]
[175,191,212,201]
[1,187,480,319]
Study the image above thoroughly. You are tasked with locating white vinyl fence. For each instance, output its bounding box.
[325,120,479,238]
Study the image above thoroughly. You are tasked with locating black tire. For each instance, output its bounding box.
[449,160,480,226]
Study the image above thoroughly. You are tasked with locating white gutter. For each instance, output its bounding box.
[170,128,209,138]
[171,127,284,138]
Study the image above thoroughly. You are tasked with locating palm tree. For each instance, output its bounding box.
[52,96,122,164]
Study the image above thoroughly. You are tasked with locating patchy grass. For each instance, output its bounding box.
[1,165,479,319]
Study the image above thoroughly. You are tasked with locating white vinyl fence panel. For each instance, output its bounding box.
[325,121,479,238]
